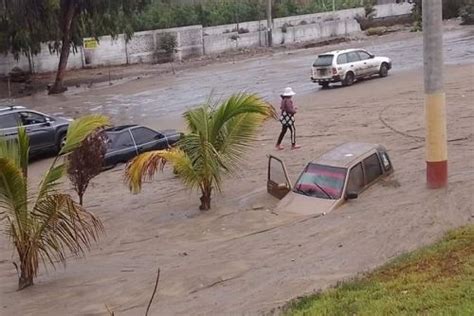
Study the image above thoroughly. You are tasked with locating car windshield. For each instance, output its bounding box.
[313,55,334,67]
[294,163,347,200]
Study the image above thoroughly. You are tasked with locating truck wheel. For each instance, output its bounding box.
[56,133,67,153]
[379,63,389,77]
[319,82,330,89]
[342,72,354,86]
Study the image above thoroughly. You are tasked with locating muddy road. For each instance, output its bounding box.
[11,24,474,130]
[0,23,473,316]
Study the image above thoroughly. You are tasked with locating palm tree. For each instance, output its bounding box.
[125,93,276,210]
[0,115,109,290]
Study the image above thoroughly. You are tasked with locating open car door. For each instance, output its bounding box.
[267,155,292,199]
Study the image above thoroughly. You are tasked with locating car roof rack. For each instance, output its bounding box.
[0,105,26,112]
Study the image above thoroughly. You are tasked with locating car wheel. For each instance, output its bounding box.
[102,163,116,171]
[379,63,389,77]
[342,72,354,86]
[56,133,67,153]
[319,82,330,89]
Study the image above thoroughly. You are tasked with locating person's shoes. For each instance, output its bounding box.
[276,145,284,150]
[291,144,301,150]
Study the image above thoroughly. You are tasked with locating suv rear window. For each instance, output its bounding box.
[313,55,334,67]
[0,114,19,128]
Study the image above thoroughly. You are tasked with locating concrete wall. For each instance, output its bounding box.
[0,43,84,75]
[375,2,414,17]
[83,35,127,67]
[273,19,361,46]
[0,3,412,75]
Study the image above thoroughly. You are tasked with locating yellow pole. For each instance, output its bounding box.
[423,0,447,188]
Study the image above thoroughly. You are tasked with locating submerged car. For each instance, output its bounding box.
[267,142,393,216]
[0,105,71,156]
[104,125,182,168]
[310,49,392,88]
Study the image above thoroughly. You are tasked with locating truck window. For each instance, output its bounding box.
[363,153,383,184]
[347,163,364,194]
[0,114,19,129]
[380,151,392,171]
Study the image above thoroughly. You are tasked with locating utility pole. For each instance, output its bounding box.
[423,0,447,188]
[266,0,272,47]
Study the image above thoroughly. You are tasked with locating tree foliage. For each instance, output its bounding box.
[67,129,108,206]
[411,0,470,31]
[0,0,148,93]
[125,93,276,211]
[460,2,474,25]
[134,0,366,31]
[0,115,109,290]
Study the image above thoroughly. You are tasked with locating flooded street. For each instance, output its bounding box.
[17,25,474,130]
[1,23,473,316]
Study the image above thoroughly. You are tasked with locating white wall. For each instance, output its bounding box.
[375,2,414,18]
[83,35,127,67]
[0,43,83,75]
[0,3,412,75]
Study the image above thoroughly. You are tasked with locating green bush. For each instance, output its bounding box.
[159,33,177,57]
[411,0,470,30]
[460,3,474,24]
[443,0,466,19]
[134,0,366,31]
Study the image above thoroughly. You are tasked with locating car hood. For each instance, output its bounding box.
[161,129,182,135]
[374,56,391,63]
[275,191,340,216]
[52,116,72,125]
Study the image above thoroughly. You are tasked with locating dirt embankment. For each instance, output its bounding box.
[0,62,472,315]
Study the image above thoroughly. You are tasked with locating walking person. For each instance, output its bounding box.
[276,87,301,150]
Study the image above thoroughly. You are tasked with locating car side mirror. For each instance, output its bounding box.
[42,117,52,126]
[369,54,375,59]
[346,192,358,200]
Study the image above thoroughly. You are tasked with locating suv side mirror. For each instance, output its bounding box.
[42,117,52,126]
[346,192,358,200]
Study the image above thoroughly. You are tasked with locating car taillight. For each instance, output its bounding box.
[332,67,337,75]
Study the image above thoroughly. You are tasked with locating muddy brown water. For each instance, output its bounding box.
[0,24,473,316]
[5,25,474,132]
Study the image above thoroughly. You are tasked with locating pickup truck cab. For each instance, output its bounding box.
[268,142,393,216]
[0,105,71,156]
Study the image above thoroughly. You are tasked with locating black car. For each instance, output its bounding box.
[104,125,182,168]
[0,106,71,155]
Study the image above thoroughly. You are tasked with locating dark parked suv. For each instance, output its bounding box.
[0,106,71,155]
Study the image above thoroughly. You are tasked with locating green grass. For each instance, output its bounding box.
[285,225,474,316]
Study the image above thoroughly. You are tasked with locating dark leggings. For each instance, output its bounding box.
[277,124,296,146]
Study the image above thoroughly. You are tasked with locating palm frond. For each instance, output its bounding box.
[177,134,223,191]
[0,158,28,244]
[32,194,104,269]
[36,164,65,202]
[183,105,211,138]
[209,93,276,142]
[213,113,264,173]
[0,132,20,167]
[17,127,30,178]
[60,115,110,155]
[125,149,177,193]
